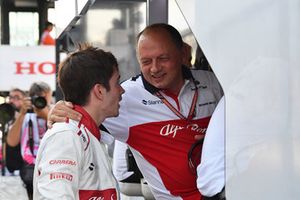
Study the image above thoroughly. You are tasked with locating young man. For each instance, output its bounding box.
[49,24,223,199]
[33,45,124,199]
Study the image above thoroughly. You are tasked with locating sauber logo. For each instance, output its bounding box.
[160,123,207,138]
[89,163,95,171]
[142,99,163,105]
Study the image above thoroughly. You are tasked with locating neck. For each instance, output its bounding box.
[167,78,185,96]
[83,105,105,126]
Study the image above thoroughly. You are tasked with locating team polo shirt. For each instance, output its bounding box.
[34,106,119,200]
[103,68,223,200]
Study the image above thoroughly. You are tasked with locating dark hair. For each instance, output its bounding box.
[10,88,26,96]
[45,21,54,28]
[137,23,183,49]
[29,82,51,97]
[58,44,118,106]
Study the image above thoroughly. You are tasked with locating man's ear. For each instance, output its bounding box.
[93,84,105,101]
[182,42,192,68]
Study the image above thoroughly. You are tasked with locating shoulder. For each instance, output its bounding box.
[43,122,74,140]
[191,70,221,88]
[191,69,216,80]
[121,75,147,100]
[121,74,143,90]
[42,120,81,142]
[40,120,93,156]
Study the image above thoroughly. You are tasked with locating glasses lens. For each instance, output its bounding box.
[9,96,21,100]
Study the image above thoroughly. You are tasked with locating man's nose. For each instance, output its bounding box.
[150,60,161,73]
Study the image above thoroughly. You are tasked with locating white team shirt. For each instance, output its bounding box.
[104,69,223,200]
[113,140,134,181]
[33,106,119,200]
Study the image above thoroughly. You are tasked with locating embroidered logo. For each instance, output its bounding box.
[89,163,95,171]
[160,123,207,138]
[49,159,76,166]
[198,101,216,107]
[142,99,163,105]
[50,172,73,181]
[88,195,115,200]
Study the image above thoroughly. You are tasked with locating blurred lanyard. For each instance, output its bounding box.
[28,119,35,157]
[28,117,46,158]
[155,87,198,121]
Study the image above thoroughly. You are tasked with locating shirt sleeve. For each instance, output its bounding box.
[197,96,225,196]
[34,130,82,199]
[113,140,134,181]
[207,70,224,102]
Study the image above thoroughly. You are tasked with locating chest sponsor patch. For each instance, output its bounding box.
[160,123,207,138]
[128,117,211,198]
[142,99,163,105]
[79,189,117,200]
[49,172,73,182]
[49,159,76,166]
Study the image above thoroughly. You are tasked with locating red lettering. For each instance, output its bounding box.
[38,62,55,74]
[15,61,55,75]
[50,172,73,181]
[15,62,35,74]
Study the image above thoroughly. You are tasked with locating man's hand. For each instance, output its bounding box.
[47,100,82,128]
[19,97,32,115]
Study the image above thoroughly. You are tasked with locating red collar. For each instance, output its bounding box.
[74,105,100,140]
[163,89,179,99]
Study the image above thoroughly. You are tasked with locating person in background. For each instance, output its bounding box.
[6,82,52,200]
[34,44,123,199]
[48,23,223,199]
[197,96,225,200]
[0,88,25,172]
[8,88,26,112]
[183,42,193,68]
[40,21,55,45]
[194,45,211,71]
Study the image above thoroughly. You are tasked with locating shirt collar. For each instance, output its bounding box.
[74,105,100,140]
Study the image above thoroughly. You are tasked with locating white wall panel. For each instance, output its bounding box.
[177,0,300,199]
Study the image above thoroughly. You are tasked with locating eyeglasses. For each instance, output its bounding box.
[9,95,22,101]
[188,139,204,174]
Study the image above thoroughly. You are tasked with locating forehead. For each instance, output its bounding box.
[109,69,120,81]
[139,29,173,45]
[10,90,24,96]
[137,30,178,55]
